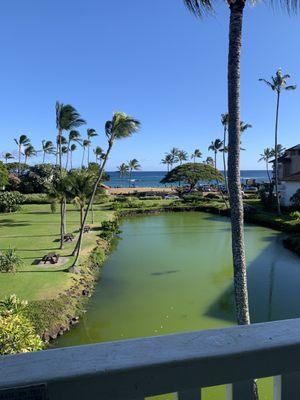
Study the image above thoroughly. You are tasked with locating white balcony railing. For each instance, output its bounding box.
[1,318,300,399]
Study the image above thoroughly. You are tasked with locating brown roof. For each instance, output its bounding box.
[282,171,300,182]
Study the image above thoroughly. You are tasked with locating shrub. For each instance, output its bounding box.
[290,189,300,207]
[290,211,300,221]
[0,294,43,355]
[0,248,23,273]
[259,186,276,211]
[182,193,204,203]
[205,193,220,200]
[139,196,162,200]
[0,191,24,212]
[50,201,57,214]
[100,220,122,240]
[22,193,50,204]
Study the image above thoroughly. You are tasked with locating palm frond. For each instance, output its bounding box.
[183,0,213,17]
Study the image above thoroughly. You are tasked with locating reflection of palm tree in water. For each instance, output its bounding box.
[267,236,281,321]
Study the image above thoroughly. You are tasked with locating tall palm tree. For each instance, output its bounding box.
[87,129,98,165]
[81,139,91,168]
[191,149,202,163]
[41,140,55,163]
[258,148,273,184]
[14,135,30,175]
[55,102,86,249]
[272,144,286,157]
[24,145,37,164]
[128,158,141,185]
[259,69,296,215]
[161,154,174,172]
[169,147,179,167]
[221,113,229,190]
[55,135,67,165]
[117,163,129,179]
[65,130,81,170]
[94,146,104,165]
[3,153,14,164]
[178,150,188,165]
[69,144,77,170]
[208,139,223,171]
[71,112,141,269]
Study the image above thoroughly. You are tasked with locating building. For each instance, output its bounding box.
[272,144,300,206]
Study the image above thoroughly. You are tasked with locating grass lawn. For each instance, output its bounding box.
[0,204,113,301]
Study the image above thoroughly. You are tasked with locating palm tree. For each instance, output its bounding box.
[69,144,77,170]
[55,135,67,165]
[117,163,129,179]
[169,147,179,167]
[128,159,141,185]
[178,150,188,165]
[94,146,104,165]
[259,69,296,215]
[191,149,202,163]
[14,135,30,175]
[208,139,223,171]
[65,130,81,170]
[161,154,174,172]
[24,145,37,164]
[87,129,98,165]
[205,156,214,167]
[258,148,273,184]
[41,140,55,163]
[221,113,229,190]
[71,112,141,269]
[3,153,14,164]
[272,144,286,157]
[81,139,91,168]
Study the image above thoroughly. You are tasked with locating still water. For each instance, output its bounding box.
[57,212,300,398]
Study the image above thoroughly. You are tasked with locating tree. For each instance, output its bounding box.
[65,130,81,170]
[128,158,140,185]
[70,144,77,169]
[258,148,273,184]
[41,140,55,163]
[81,139,91,168]
[117,163,129,178]
[205,156,214,166]
[19,164,61,194]
[161,154,174,172]
[208,139,223,171]
[161,162,224,191]
[14,135,30,175]
[71,112,141,269]
[169,147,179,167]
[3,153,14,164]
[67,171,94,227]
[87,129,98,165]
[55,135,67,165]
[94,146,104,165]
[191,149,202,163]
[24,145,37,164]
[0,162,8,187]
[221,113,229,190]
[178,150,188,165]
[259,69,296,215]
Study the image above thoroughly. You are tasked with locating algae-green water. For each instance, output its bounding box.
[57,212,300,399]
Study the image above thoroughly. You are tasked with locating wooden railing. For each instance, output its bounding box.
[1,318,300,399]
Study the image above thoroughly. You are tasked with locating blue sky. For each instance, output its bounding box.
[1,1,300,170]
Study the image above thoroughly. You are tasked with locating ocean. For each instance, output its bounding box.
[105,170,269,188]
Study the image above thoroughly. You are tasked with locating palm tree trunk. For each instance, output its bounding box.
[43,152,45,164]
[227,0,251,325]
[80,206,83,228]
[266,160,271,185]
[81,148,85,169]
[70,142,113,268]
[65,141,70,170]
[223,127,228,191]
[274,91,281,215]
[60,199,64,249]
[18,146,21,176]
[70,152,73,170]
[88,147,90,166]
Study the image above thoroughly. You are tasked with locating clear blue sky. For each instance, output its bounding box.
[1,0,300,170]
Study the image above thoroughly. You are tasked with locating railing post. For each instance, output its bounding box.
[281,372,300,399]
[273,375,281,400]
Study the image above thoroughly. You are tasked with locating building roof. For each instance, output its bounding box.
[282,171,300,182]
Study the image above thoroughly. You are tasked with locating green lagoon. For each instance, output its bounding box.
[57,211,300,399]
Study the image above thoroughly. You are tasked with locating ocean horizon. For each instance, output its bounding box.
[105,170,269,188]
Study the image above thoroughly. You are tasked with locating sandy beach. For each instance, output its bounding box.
[108,187,177,195]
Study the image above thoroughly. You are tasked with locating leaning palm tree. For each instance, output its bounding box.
[81,139,91,168]
[65,130,81,170]
[117,163,129,179]
[94,146,104,165]
[41,140,55,163]
[259,69,296,215]
[191,149,202,163]
[71,112,141,269]
[161,154,174,172]
[69,144,77,170]
[208,139,223,171]
[178,150,188,165]
[3,152,14,164]
[128,159,141,185]
[24,145,37,164]
[258,148,273,184]
[86,129,98,165]
[14,135,30,175]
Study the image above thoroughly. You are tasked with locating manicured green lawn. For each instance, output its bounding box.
[0,204,113,300]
